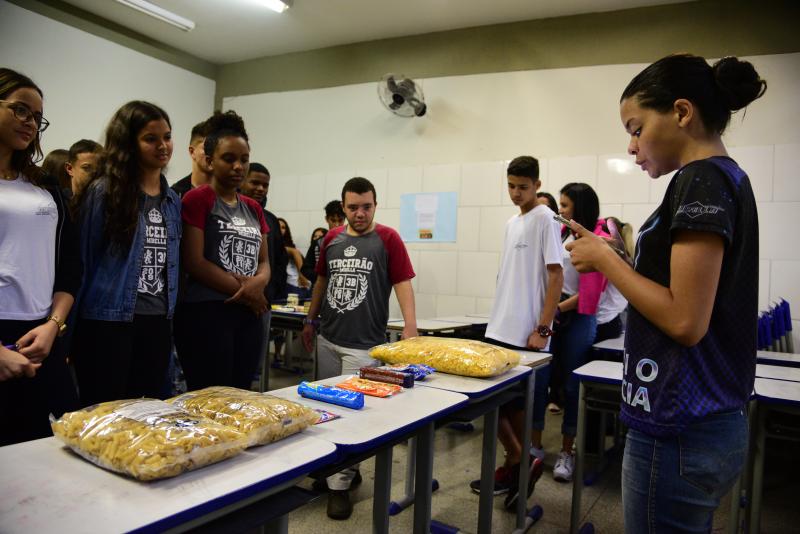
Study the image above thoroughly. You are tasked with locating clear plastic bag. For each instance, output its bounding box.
[168,386,320,447]
[50,399,248,481]
[369,337,521,377]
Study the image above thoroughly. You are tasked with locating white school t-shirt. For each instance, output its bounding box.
[486,204,563,349]
[596,282,627,325]
[561,233,580,296]
[0,175,57,320]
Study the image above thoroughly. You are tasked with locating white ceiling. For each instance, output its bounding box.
[62,0,690,64]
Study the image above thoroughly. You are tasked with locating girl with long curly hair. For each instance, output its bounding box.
[72,100,181,407]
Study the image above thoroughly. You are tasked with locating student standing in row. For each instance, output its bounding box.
[65,139,102,197]
[240,162,288,381]
[301,199,346,285]
[302,177,418,520]
[41,149,69,191]
[0,69,81,444]
[535,182,609,482]
[478,156,563,510]
[567,53,765,532]
[277,217,311,299]
[176,111,270,391]
[73,100,181,407]
[171,118,211,199]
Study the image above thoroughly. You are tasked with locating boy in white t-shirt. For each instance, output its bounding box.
[474,156,563,510]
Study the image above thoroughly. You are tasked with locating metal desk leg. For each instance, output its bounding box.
[570,381,588,534]
[374,446,394,534]
[518,371,533,523]
[389,438,417,515]
[748,404,767,534]
[478,407,499,534]
[512,368,541,534]
[259,311,272,393]
[413,422,435,534]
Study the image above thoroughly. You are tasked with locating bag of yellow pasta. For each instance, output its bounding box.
[50,399,248,481]
[168,386,320,447]
[369,337,520,378]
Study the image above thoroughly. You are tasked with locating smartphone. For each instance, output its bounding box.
[553,213,571,226]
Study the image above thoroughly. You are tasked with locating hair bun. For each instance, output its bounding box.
[206,110,247,138]
[712,57,767,111]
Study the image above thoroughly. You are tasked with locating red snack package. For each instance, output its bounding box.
[336,377,403,398]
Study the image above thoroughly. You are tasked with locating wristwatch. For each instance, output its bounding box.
[46,314,67,337]
[302,317,320,328]
[536,324,553,338]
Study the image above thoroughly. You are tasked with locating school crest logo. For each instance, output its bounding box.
[138,245,166,295]
[218,234,259,275]
[148,208,162,224]
[327,272,368,313]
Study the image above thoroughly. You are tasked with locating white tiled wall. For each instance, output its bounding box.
[269,143,800,333]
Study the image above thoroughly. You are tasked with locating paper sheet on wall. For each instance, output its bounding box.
[400,192,457,242]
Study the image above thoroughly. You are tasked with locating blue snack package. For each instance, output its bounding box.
[298,381,364,410]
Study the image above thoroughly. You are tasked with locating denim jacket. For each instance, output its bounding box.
[78,176,181,321]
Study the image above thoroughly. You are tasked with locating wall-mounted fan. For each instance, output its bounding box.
[378,74,427,117]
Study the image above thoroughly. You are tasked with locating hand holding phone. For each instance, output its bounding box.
[553,213,571,226]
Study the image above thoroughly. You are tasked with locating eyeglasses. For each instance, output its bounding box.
[0,100,49,132]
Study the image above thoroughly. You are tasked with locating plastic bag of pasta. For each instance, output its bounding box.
[369,337,521,377]
[168,386,320,447]
[50,399,248,481]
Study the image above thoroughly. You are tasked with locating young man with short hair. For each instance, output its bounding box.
[239,163,288,304]
[65,139,102,195]
[240,163,288,390]
[473,155,563,510]
[170,119,211,198]
[302,177,418,520]
[301,199,346,284]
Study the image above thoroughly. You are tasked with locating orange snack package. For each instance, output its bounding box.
[335,376,403,398]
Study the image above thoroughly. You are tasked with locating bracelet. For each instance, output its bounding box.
[302,318,320,328]
[46,314,67,337]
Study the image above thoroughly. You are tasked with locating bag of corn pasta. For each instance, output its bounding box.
[168,386,320,447]
[369,337,520,378]
[51,399,248,481]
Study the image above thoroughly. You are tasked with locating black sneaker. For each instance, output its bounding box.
[312,470,362,492]
[327,490,353,520]
[503,457,544,512]
[469,465,513,496]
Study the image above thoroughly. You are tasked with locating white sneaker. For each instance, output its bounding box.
[529,445,546,462]
[553,451,574,482]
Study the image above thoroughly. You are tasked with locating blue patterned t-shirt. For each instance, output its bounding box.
[621,157,758,438]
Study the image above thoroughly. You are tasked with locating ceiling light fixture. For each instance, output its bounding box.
[114,0,195,31]
[260,0,293,14]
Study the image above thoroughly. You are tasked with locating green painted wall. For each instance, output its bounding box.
[217,0,800,107]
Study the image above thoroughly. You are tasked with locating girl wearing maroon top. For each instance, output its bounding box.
[175,111,270,390]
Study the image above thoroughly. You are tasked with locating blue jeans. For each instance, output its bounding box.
[533,311,596,436]
[622,410,748,533]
